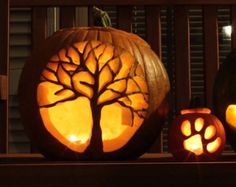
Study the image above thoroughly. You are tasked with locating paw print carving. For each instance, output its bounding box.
[181,118,222,155]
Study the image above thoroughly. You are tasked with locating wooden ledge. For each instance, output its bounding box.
[1,152,236,162]
[0,75,7,100]
[1,153,236,186]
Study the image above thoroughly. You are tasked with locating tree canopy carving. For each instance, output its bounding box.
[37,40,149,154]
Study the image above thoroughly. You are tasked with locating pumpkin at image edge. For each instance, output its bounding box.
[18,26,170,160]
[213,49,236,151]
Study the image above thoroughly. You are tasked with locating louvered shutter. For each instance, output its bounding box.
[9,8,31,153]
[218,8,232,152]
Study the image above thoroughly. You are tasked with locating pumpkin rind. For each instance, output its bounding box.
[19,27,170,160]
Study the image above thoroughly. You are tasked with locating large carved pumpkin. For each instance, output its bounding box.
[19,27,170,160]
[213,49,236,150]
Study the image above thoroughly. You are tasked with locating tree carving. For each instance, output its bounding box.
[37,40,149,155]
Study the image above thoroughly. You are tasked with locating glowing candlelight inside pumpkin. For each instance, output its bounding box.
[183,134,203,155]
[206,137,221,153]
[68,135,79,143]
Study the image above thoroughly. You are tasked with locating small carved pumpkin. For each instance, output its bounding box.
[168,108,225,161]
[19,27,170,160]
[213,50,236,151]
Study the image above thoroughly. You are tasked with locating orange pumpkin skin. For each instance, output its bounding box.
[213,50,236,151]
[168,109,225,161]
[19,27,170,160]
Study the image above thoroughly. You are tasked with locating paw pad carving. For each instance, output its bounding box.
[181,118,222,155]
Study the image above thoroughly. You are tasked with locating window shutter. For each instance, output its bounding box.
[218,8,231,64]
[218,7,232,152]
[189,7,232,152]
[9,8,31,153]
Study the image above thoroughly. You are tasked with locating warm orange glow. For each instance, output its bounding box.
[68,47,80,65]
[115,52,134,80]
[177,108,225,158]
[37,40,149,153]
[39,97,92,152]
[97,90,120,104]
[37,82,75,107]
[68,135,80,143]
[183,134,203,155]
[181,120,191,137]
[194,118,204,132]
[181,108,211,115]
[73,71,94,99]
[98,45,115,70]
[101,103,144,152]
[99,66,113,92]
[206,137,222,153]
[204,125,216,140]
[226,105,236,129]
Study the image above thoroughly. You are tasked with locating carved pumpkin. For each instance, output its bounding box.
[168,108,225,161]
[19,27,170,160]
[213,50,236,151]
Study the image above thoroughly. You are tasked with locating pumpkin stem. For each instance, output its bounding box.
[93,6,112,27]
[189,96,204,108]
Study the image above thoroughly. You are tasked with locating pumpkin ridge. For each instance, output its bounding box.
[78,27,150,48]
[108,31,114,45]
[78,29,89,42]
